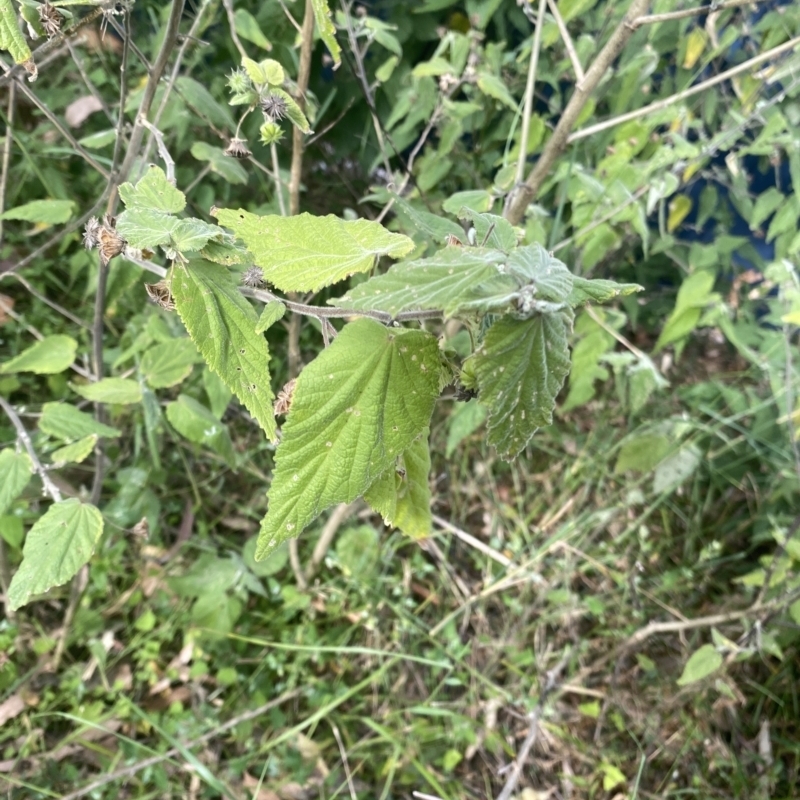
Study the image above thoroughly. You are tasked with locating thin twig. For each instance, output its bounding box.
[271,142,287,216]
[57,688,304,800]
[245,286,442,323]
[515,0,548,188]
[221,0,249,61]
[0,81,14,245]
[0,397,62,503]
[504,0,650,224]
[432,514,512,568]
[4,272,90,329]
[567,34,800,143]
[306,502,358,581]
[630,0,758,29]
[288,535,308,591]
[289,0,316,216]
[330,721,358,800]
[5,68,110,179]
[342,2,393,177]
[66,39,115,124]
[140,117,176,183]
[495,651,570,800]
[546,0,584,84]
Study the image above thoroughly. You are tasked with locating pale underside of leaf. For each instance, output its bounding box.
[0,449,33,517]
[474,312,572,459]
[332,248,509,317]
[214,209,414,293]
[257,319,441,559]
[568,275,644,306]
[171,260,276,440]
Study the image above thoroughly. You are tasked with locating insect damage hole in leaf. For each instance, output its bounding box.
[256,319,444,560]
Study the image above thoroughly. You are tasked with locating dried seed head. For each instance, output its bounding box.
[260,93,288,122]
[145,280,175,310]
[241,266,265,288]
[38,2,63,39]
[97,225,126,266]
[83,217,101,250]
[224,137,252,159]
[274,378,297,416]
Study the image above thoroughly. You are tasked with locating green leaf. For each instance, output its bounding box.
[655,270,717,352]
[166,394,236,467]
[473,312,572,459]
[255,300,286,334]
[7,499,104,611]
[50,435,98,466]
[176,77,236,132]
[456,209,518,252]
[336,525,380,577]
[191,142,248,185]
[39,402,121,441]
[171,260,276,440]
[332,247,510,317]
[653,444,701,493]
[257,319,441,558]
[386,194,464,243]
[677,644,723,686]
[214,209,414,293]
[507,244,573,301]
[242,57,268,85]
[201,238,251,266]
[140,339,198,389]
[202,367,233,418]
[311,0,341,66]
[234,8,271,50]
[476,72,517,109]
[116,208,224,253]
[365,430,432,539]
[567,276,644,306]
[0,0,33,67]
[615,433,670,473]
[442,190,493,215]
[73,378,142,404]
[445,399,487,457]
[0,449,33,517]
[118,164,185,213]
[0,335,77,375]
[0,199,75,224]
[266,88,311,133]
[243,536,288,577]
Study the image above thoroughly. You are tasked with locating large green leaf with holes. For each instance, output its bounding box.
[8,499,104,611]
[213,209,414,293]
[257,319,442,559]
[171,260,276,440]
[473,312,572,459]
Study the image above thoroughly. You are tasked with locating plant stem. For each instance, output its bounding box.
[568,33,800,143]
[289,0,316,216]
[503,0,650,225]
[515,0,548,188]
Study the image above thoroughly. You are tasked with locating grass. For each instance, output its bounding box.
[3,348,798,799]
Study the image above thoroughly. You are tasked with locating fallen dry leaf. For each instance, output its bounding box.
[0,695,24,728]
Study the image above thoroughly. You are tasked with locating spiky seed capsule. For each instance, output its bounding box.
[274,378,297,416]
[242,267,265,288]
[224,138,252,159]
[260,93,288,122]
[227,68,250,94]
[259,121,283,146]
[97,226,126,266]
